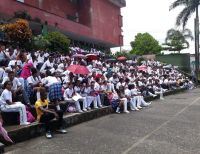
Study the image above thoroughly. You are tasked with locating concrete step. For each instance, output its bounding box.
[0,87,188,149]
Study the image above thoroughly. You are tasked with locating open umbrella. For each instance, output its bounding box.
[117,56,127,61]
[66,64,90,75]
[86,54,98,61]
[137,65,147,72]
[72,54,86,59]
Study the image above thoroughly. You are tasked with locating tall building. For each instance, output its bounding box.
[0,0,125,48]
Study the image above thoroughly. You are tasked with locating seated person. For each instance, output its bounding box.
[35,90,67,139]
[2,71,31,105]
[0,81,30,125]
[63,82,84,113]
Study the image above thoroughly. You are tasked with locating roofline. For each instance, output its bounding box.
[108,0,126,8]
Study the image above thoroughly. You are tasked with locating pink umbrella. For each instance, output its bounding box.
[117,56,127,61]
[137,65,147,71]
[66,65,90,75]
[72,54,86,59]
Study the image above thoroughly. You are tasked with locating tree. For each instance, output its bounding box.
[0,19,32,47]
[170,0,200,82]
[45,32,70,52]
[130,33,162,55]
[163,28,193,53]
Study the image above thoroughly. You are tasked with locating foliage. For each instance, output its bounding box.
[163,28,193,53]
[0,19,32,47]
[169,0,199,28]
[14,10,32,20]
[130,33,162,55]
[137,57,145,65]
[114,50,131,59]
[45,32,70,52]
[33,35,50,50]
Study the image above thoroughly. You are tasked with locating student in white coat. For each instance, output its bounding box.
[0,81,30,125]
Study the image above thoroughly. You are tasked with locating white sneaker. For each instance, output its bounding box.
[87,107,91,110]
[153,95,157,98]
[94,107,99,109]
[137,106,142,109]
[116,110,121,114]
[20,122,30,126]
[78,110,83,113]
[124,110,130,114]
[98,105,103,108]
[46,131,52,139]
[83,108,87,112]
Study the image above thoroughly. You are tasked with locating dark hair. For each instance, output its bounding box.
[3,81,11,89]
[8,71,14,75]
[31,67,37,75]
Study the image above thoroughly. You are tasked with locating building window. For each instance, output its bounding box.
[118,15,123,27]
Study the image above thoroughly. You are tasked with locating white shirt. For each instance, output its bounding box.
[27,76,41,85]
[125,89,131,97]
[42,76,59,87]
[0,89,12,105]
[2,77,21,90]
[64,88,74,99]
[40,60,54,73]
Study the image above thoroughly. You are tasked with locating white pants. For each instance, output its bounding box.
[65,98,82,111]
[87,96,97,108]
[1,102,27,125]
[138,96,149,107]
[95,95,102,107]
[130,97,137,109]
[79,97,87,110]
[121,98,128,112]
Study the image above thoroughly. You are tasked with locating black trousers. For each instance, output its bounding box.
[40,110,64,132]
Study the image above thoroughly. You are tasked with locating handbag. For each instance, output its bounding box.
[67,102,76,113]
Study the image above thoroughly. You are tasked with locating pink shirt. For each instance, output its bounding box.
[20,63,33,79]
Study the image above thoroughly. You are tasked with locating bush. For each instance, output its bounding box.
[0,19,32,48]
[33,35,50,50]
[45,32,70,52]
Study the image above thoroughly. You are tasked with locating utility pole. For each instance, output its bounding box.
[194,6,199,84]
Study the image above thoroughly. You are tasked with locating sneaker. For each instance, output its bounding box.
[57,128,68,134]
[153,94,157,98]
[83,108,87,112]
[116,110,121,114]
[98,105,103,108]
[87,107,91,110]
[46,131,52,139]
[94,107,99,109]
[137,106,142,109]
[124,110,130,114]
[78,110,83,113]
[20,122,30,126]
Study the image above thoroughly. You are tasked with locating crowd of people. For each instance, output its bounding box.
[0,44,195,139]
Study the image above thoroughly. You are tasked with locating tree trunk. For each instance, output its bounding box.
[194,6,199,84]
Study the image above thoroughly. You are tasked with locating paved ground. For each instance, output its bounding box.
[5,88,200,154]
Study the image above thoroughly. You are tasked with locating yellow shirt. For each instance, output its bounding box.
[35,99,48,121]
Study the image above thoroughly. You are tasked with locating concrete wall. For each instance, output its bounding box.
[0,0,123,47]
[156,54,191,72]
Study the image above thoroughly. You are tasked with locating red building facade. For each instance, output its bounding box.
[0,0,125,48]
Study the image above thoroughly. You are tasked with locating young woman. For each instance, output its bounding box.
[35,90,67,139]
[0,81,30,125]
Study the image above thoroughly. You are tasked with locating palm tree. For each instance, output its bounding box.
[170,0,199,81]
[164,28,194,53]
